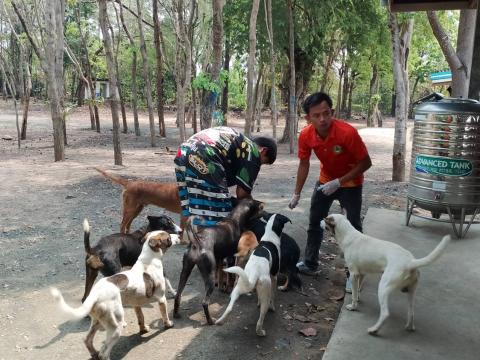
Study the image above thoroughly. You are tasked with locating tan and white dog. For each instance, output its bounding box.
[321,214,450,335]
[215,214,291,336]
[51,230,179,360]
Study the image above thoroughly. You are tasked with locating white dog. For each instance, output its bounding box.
[321,214,450,335]
[215,214,291,336]
[51,230,179,360]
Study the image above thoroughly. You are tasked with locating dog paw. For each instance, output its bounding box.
[164,321,174,329]
[345,304,357,311]
[278,285,288,292]
[367,327,379,336]
[168,291,177,298]
[139,325,150,334]
[268,304,275,312]
[256,328,266,337]
[215,319,224,326]
[405,324,416,332]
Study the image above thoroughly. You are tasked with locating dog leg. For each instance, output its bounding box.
[278,275,289,292]
[368,277,395,335]
[174,254,195,318]
[215,286,242,325]
[134,306,150,334]
[84,319,101,360]
[165,277,177,298]
[255,277,271,337]
[99,324,122,360]
[198,260,216,325]
[121,204,143,234]
[269,276,277,312]
[158,299,174,329]
[82,264,99,303]
[346,273,360,311]
[405,278,418,332]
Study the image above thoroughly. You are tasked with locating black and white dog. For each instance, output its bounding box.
[215,214,291,336]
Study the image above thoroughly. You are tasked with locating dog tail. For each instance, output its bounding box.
[50,287,95,320]
[94,167,129,187]
[224,266,256,291]
[83,218,92,255]
[409,235,451,269]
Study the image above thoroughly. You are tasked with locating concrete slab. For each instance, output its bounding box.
[323,207,480,360]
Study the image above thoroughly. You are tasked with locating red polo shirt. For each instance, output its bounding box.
[298,120,369,187]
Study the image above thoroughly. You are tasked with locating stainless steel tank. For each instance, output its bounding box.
[406,93,480,238]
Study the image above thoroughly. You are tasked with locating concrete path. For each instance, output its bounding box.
[323,207,480,360]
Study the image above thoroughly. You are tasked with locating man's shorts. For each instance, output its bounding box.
[174,145,232,226]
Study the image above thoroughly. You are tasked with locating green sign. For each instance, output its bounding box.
[415,155,473,177]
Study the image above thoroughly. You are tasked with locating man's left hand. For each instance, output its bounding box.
[318,179,341,196]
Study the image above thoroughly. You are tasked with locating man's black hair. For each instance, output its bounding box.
[253,136,277,164]
[302,92,333,114]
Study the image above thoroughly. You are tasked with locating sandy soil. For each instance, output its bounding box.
[0,101,410,360]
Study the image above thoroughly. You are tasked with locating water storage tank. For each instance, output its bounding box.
[406,93,480,238]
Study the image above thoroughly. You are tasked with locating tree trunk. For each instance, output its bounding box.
[118,0,140,136]
[320,33,338,92]
[341,66,349,115]
[287,0,296,154]
[252,64,263,132]
[367,62,379,127]
[136,0,156,146]
[347,76,354,119]
[98,0,122,165]
[336,50,345,116]
[153,0,166,137]
[265,0,277,139]
[75,4,99,131]
[244,0,261,137]
[427,9,476,98]
[175,0,187,141]
[200,0,223,130]
[389,12,413,182]
[221,37,230,121]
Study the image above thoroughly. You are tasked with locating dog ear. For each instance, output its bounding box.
[324,216,336,230]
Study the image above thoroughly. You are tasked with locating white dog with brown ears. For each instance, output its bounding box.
[321,213,450,335]
[50,229,179,360]
[215,213,291,336]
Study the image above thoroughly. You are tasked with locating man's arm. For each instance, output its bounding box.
[294,158,310,195]
[338,155,372,185]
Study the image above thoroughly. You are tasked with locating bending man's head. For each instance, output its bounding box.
[253,136,277,165]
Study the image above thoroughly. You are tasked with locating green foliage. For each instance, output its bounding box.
[192,70,229,93]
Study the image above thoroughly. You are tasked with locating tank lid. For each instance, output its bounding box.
[415,94,480,114]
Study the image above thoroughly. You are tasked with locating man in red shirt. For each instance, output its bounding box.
[289,92,372,278]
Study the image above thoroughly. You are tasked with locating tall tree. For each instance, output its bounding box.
[174,0,187,141]
[153,0,166,137]
[136,0,156,146]
[200,0,224,130]
[12,0,66,161]
[244,0,260,137]
[264,0,277,139]
[118,0,140,136]
[389,12,413,182]
[287,0,296,154]
[98,0,122,165]
[427,9,476,98]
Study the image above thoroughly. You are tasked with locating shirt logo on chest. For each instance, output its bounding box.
[332,145,343,154]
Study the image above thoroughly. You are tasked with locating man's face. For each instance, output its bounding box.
[259,148,271,165]
[305,101,333,136]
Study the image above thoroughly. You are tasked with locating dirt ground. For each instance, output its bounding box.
[0,101,410,360]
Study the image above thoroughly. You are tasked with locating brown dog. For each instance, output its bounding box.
[217,231,259,293]
[94,167,182,233]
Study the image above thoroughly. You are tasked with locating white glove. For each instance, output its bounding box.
[288,194,301,209]
[318,178,341,196]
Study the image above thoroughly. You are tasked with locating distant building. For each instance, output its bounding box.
[84,79,110,99]
[429,71,452,87]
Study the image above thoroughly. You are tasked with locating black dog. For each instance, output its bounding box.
[82,215,182,302]
[173,198,265,325]
[246,212,302,291]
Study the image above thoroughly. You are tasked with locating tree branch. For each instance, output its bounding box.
[11,1,43,62]
[426,11,464,73]
[112,0,154,28]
